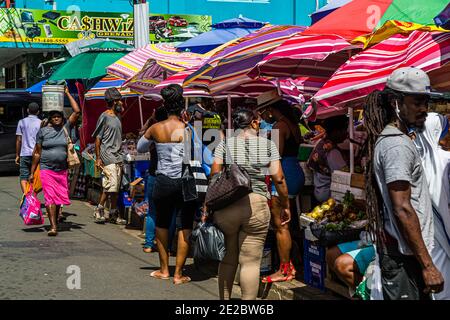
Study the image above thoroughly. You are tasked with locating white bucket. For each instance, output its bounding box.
[42,85,65,112]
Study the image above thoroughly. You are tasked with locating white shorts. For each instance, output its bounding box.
[102,163,122,193]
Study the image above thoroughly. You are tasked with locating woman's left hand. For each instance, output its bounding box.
[280,208,291,226]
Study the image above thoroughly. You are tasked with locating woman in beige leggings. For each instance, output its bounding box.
[209,107,290,300]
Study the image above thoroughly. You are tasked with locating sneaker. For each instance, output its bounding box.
[115,217,127,225]
[94,206,106,224]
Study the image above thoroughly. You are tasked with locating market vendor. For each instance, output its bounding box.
[307,115,349,203]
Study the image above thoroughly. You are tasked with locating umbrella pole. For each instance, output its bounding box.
[276,78,282,96]
[227,94,232,131]
[185,97,189,110]
[349,107,354,174]
[138,96,144,128]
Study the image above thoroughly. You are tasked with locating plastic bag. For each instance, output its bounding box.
[19,188,44,226]
[191,222,226,262]
[133,200,149,218]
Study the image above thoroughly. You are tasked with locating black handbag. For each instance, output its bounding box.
[205,138,252,211]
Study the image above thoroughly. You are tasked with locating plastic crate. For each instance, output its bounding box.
[134,161,150,179]
[303,255,326,291]
[118,191,132,208]
[303,238,326,261]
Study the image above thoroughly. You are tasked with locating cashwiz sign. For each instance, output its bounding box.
[0,8,211,45]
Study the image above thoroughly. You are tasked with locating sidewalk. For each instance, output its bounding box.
[83,202,341,300]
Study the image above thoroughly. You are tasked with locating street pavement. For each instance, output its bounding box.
[0,175,223,300]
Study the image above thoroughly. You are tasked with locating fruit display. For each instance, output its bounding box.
[304,191,366,230]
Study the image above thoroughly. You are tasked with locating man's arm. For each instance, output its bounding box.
[15,135,22,165]
[388,181,444,294]
[95,136,103,168]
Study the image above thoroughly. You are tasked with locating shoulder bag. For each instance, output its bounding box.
[205,137,252,211]
[63,126,81,169]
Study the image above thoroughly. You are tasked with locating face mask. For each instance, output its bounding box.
[259,120,273,130]
[114,102,123,113]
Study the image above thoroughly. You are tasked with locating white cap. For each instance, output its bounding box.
[386,67,432,95]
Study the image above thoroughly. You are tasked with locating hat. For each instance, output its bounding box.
[386,67,432,95]
[255,89,282,111]
[105,87,122,103]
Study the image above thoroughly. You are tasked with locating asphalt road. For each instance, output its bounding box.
[0,175,222,300]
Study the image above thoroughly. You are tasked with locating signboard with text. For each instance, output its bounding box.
[0,8,211,46]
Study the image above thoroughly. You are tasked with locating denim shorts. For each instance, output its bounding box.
[19,156,32,181]
[272,157,304,198]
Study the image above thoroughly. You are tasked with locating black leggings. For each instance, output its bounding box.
[152,174,196,230]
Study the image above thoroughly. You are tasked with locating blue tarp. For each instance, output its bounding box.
[26,80,46,93]
[311,0,353,25]
[176,27,259,54]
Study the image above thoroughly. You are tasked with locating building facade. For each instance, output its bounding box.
[12,0,328,26]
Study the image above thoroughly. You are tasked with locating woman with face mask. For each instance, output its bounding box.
[29,86,81,236]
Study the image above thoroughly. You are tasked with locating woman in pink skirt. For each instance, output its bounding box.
[29,87,80,236]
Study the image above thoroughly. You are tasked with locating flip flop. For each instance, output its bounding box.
[150,270,170,280]
[173,276,191,285]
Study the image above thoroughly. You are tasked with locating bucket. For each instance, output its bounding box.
[42,85,65,112]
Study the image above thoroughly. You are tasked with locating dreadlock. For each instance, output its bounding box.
[362,89,400,248]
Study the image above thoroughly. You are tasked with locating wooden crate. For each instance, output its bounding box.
[350,173,365,189]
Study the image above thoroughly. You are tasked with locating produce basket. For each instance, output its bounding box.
[310,220,368,247]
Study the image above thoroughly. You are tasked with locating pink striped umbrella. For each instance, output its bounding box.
[184,25,306,94]
[312,30,450,119]
[107,43,178,80]
[248,34,361,80]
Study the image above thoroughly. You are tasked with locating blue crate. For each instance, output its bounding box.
[118,191,132,208]
[134,161,150,179]
[303,238,326,262]
[303,255,326,291]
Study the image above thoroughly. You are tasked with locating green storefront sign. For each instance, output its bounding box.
[0,8,211,45]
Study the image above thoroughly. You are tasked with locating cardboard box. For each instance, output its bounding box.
[350,173,365,189]
[130,178,145,199]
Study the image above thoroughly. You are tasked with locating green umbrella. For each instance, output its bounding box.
[81,40,133,51]
[49,51,127,81]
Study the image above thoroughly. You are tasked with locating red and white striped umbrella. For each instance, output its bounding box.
[248,34,361,80]
[312,30,450,119]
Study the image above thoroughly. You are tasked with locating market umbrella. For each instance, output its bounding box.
[49,51,127,82]
[302,0,448,45]
[81,41,133,51]
[183,25,306,94]
[248,34,362,81]
[177,16,265,54]
[310,0,353,24]
[84,75,138,100]
[312,30,450,119]
[435,3,450,30]
[122,48,208,94]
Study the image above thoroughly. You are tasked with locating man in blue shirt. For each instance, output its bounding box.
[16,102,42,194]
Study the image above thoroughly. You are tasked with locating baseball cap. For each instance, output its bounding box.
[105,87,122,103]
[386,67,432,95]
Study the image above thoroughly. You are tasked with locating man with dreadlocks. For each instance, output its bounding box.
[363,67,444,300]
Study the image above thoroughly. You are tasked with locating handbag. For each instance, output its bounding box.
[181,126,208,203]
[205,138,252,211]
[63,126,81,169]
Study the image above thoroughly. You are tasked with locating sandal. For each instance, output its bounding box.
[150,270,170,280]
[173,276,191,285]
[47,229,58,237]
[261,262,295,283]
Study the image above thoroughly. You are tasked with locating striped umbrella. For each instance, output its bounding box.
[183,25,306,94]
[248,34,362,80]
[84,75,138,100]
[121,48,208,94]
[312,30,450,119]
[302,0,448,42]
[145,68,308,104]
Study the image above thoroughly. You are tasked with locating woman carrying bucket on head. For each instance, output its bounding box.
[29,85,81,236]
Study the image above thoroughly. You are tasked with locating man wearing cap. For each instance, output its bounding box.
[92,87,126,225]
[369,67,444,299]
[16,102,42,194]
